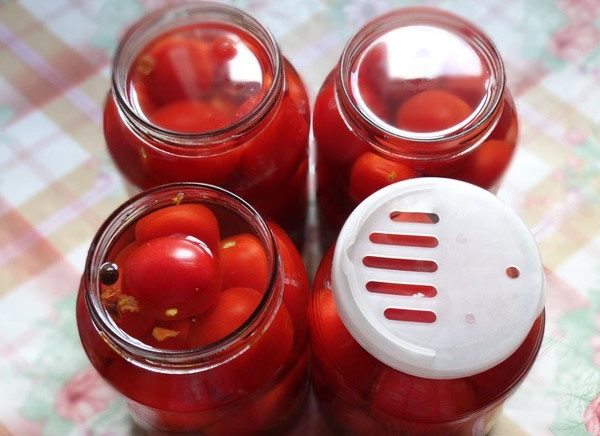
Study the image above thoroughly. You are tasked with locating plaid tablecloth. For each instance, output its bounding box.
[1,0,599,435]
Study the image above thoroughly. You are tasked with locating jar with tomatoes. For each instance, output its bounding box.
[76,183,310,434]
[310,178,545,435]
[314,8,518,240]
[104,3,310,243]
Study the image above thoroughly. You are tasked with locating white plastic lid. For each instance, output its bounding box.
[332,178,545,379]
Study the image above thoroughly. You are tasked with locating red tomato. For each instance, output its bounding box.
[135,204,220,254]
[219,234,269,292]
[269,222,309,334]
[208,350,309,435]
[395,89,472,132]
[238,96,308,193]
[144,38,215,104]
[457,139,514,189]
[314,75,370,168]
[143,319,191,350]
[188,287,260,347]
[349,152,418,203]
[211,35,237,61]
[372,369,477,423]
[233,293,293,392]
[188,287,294,393]
[311,288,382,396]
[149,100,231,133]
[125,235,221,320]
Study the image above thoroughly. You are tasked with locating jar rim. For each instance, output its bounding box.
[83,183,281,373]
[337,7,506,159]
[111,1,284,148]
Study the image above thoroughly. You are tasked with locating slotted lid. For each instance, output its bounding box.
[332,178,545,379]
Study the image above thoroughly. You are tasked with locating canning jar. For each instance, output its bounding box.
[310,178,545,435]
[314,8,518,238]
[104,2,310,243]
[76,183,309,434]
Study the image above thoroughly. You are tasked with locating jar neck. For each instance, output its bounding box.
[336,7,506,162]
[83,183,282,374]
[111,2,284,151]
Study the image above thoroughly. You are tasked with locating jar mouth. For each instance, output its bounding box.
[83,183,281,373]
[111,1,283,148]
[338,7,505,159]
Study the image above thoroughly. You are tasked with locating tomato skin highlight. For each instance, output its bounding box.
[219,233,269,292]
[349,152,418,203]
[124,235,221,321]
[395,89,472,132]
[135,204,220,254]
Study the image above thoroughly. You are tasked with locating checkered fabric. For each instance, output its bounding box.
[1,0,599,434]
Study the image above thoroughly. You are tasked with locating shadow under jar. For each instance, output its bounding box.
[76,183,310,434]
[314,7,518,241]
[309,178,546,435]
[104,2,310,244]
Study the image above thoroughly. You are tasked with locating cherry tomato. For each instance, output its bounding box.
[144,38,215,104]
[209,350,309,435]
[349,152,417,203]
[314,75,370,168]
[188,287,294,393]
[125,235,221,320]
[143,319,191,350]
[219,234,269,292]
[149,100,231,133]
[135,204,220,254]
[311,288,382,396]
[188,287,260,347]
[211,35,237,61]
[457,139,514,189]
[372,369,477,423]
[269,222,309,334]
[239,97,308,193]
[395,89,472,132]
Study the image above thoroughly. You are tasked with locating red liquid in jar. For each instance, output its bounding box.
[309,249,544,435]
[77,189,310,434]
[105,13,310,244]
[314,8,518,239]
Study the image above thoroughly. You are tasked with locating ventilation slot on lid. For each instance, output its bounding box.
[366,281,437,297]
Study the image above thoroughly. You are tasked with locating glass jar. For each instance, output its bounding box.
[104,2,310,243]
[76,183,310,434]
[314,7,518,239]
[309,178,545,435]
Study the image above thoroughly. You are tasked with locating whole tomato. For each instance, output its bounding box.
[135,204,220,254]
[124,234,221,321]
[219,234,269,292]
